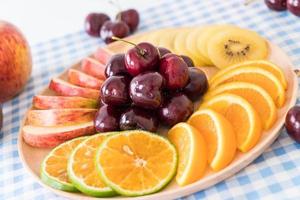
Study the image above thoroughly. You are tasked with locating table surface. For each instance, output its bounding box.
[1,0,300,199]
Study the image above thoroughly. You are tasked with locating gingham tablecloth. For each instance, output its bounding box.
[1,0,300,199]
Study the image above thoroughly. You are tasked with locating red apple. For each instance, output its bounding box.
[0,21,32,102]
[81,57,106,79]
[22,121,95,148]
[49,78,100,100]
[33,95,98,109]
[94,48,113,64]
[26,108,97,126]
[68,69,104,89]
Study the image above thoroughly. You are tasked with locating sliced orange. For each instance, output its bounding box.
[205,82,277,130]
[187,109,236,171]
[40,137,86,192]
[168,122,207,186]
[210,60,287,89]
[68,133,116,197]
[209,67,285,107]
[200,94,262,153]
[95,130,177,196]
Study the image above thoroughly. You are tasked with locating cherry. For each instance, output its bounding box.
[288,0,300,16]
[159,53,189,90]
[183,68,208,101]
[123,40,160,76]
[100,21,130,44]
[158,47,171,57]
[116,9,140,33]
[285,106,300,143]
[159,93,193,126]
[120,107,159,132]
[85,13,110,37]
[100,76,130,106]
[181,55,195,67]
[130,72,164,109]
[105,54,129,78]
[94,105,121,132]
[265,0,287,11]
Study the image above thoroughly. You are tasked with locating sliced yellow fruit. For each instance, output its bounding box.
[186,27,212,66]
[207,28,268,69]
[157,28,178,52]
[174,28,206,66]
[188,109,236,171]
[142,29,164,45]
[95,130,177,196]
[200,94,262,153]
[209,67,285,107]
[68,133,116,197]
[205,82,277,130]
[210,60,287,89]
[40,137,86,192]
[168,122,207,186]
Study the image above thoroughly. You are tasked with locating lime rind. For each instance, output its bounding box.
[40,137,87,192]
[67,132,117,197]
[95,130,178,197]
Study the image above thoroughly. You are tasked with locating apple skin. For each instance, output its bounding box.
[49,78,100,100]
[33,95,98,109]
[0,21,32,102]
[68,69,103,90]
[94,48,113,65]
[26,109,97,126]
[22,122,95,148]
[81,57,106,79]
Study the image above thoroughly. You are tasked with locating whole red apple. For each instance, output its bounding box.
[0,21,32,102]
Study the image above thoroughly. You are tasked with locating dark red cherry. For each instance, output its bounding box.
[158,93,193,126]
[125,42,160,76]
[120,107,159,132]
[265,0,287,11]
[85,13,110,37]
[94,105,121,132]
[287,0,300,16]
[183,68,208,101]
[181,55,195,67]
[100,76,130,106]
[158,47,171,57]
[116,9,140,32]
[159,53,189,90]
[105,54,129,78]
[100,21,130,44]
[285,106,300,143]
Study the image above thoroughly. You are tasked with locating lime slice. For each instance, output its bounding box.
[95,130,178,196]
[68,133,116,197]
[40,137,87,192]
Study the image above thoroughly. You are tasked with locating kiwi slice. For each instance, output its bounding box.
[207,28,268,69]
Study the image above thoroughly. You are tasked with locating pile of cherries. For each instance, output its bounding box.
[94,40,208,133]
[263,0,300,16]
[85,8,139,43]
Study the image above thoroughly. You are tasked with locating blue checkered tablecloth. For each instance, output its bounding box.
[1,0,300,199]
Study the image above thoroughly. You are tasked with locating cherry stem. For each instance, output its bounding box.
[244,0,259,6]
[111,36,145,55]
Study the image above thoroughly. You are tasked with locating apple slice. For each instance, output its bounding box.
[49,78,99,100]
[22,121,95,148]
[81,57,106,79]
[26,109,97,126]
[68,69,104,90]
[94,48,113,65]
[33,95,98,109]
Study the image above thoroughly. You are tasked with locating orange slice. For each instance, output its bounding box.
[210,60,287,89]
[200,94,262,152]
[209,66,285,107]
[205,82,277,130]
[40,137,86,192]
[188,109,236,171]
[168,122,207,185]
[95,130,177,196]
[68,133,116,197]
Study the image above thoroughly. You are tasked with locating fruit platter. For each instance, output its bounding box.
[18,25,298,200]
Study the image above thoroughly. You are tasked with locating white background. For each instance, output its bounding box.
[0,0,154,46]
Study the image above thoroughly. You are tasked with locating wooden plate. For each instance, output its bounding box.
[18,41,298,200]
